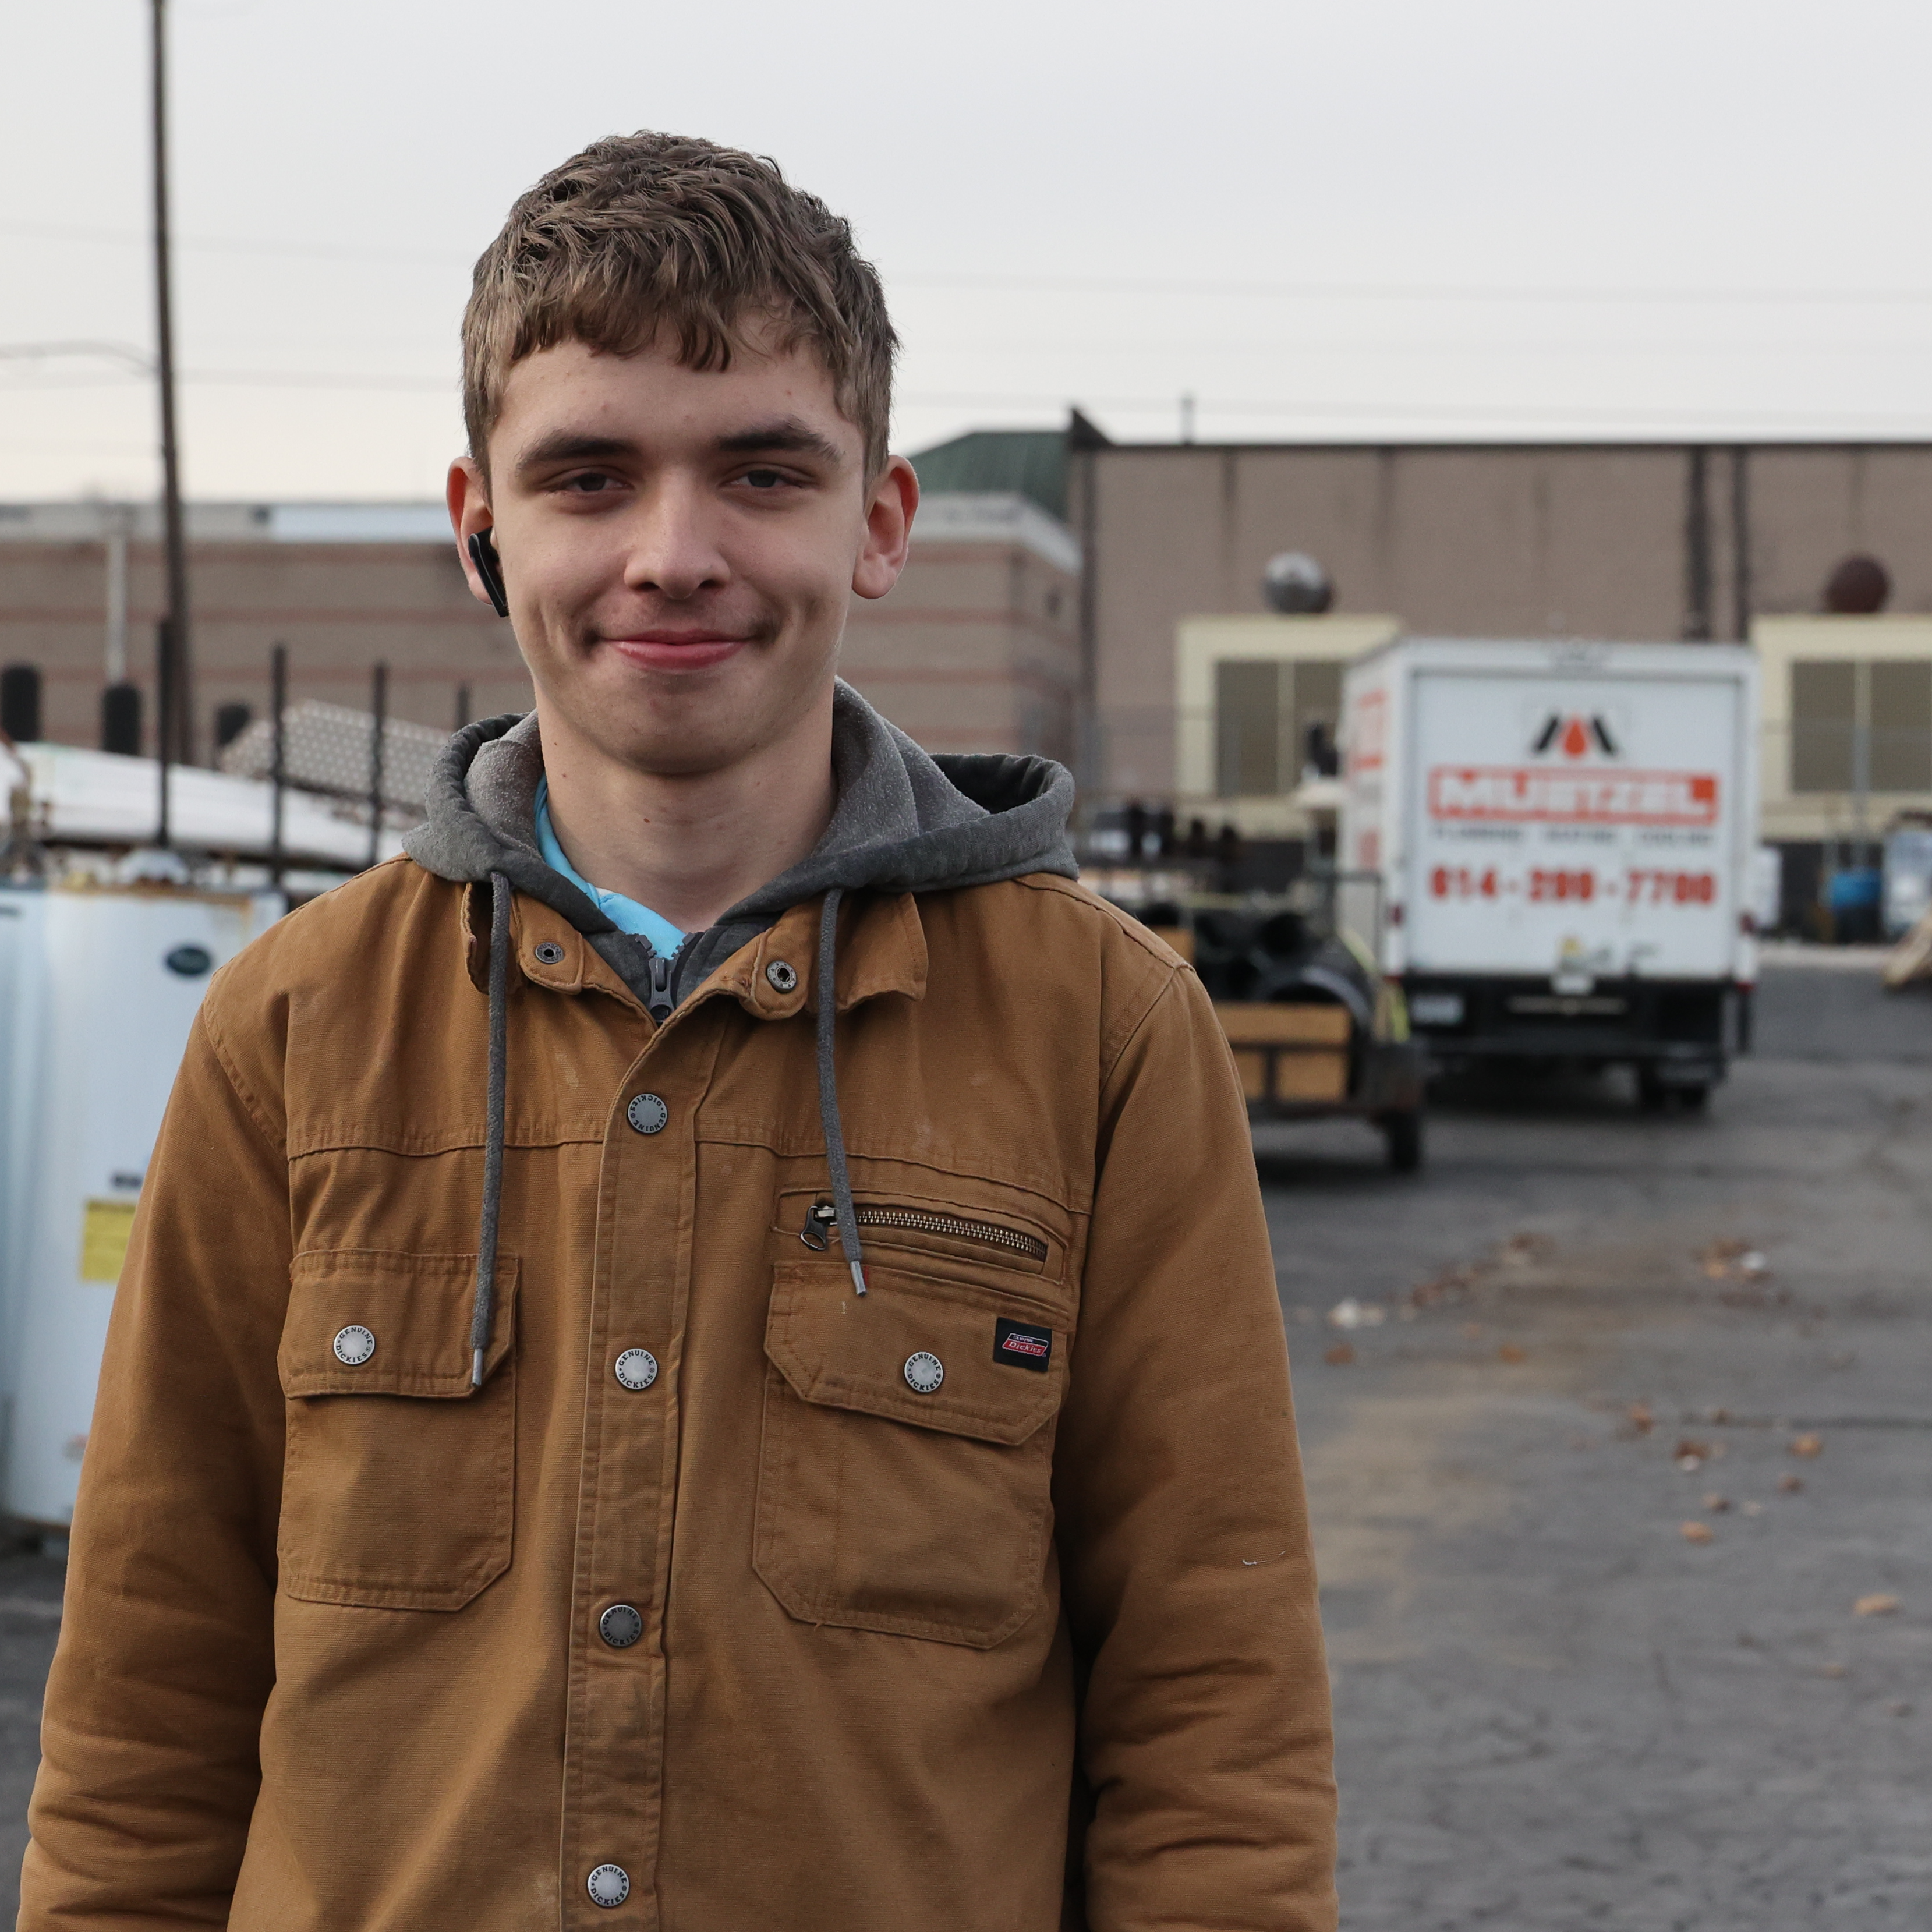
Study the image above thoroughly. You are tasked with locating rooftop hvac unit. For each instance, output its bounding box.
[0,882,282,1528]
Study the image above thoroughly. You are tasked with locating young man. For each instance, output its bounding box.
[22,134,1336,1930]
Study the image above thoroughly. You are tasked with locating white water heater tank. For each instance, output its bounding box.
[0,882,282,1527]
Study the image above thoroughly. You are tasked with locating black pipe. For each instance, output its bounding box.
[270,642,286,889]
[101,682,142,756]
[367,661,387,870]
[155,617,173,848]
[0,665,41,744]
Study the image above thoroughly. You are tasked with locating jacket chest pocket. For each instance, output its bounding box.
[277,1249,518,1613]
[753,1259,1067,1649]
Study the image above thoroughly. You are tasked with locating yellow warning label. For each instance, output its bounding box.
[79,1199,137,1285]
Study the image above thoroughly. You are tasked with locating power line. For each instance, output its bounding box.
[0,219,473,269]
[10,218,1932,307]
[10,342,1932,435]
[891,272,1932,307]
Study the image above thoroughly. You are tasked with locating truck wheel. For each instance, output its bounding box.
[1637,1069,1668,1113]
[1382,1110,1424,1173]
[1676,1084,1710,1113]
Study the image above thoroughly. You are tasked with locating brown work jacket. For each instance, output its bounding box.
[21,858,1337,1931]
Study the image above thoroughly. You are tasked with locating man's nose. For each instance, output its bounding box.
[622,479,730,601]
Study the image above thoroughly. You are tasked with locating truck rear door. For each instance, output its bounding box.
[1406,665,1743,982]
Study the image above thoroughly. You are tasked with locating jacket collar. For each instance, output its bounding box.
[462,882,927,1018]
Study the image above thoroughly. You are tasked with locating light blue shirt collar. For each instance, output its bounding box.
[534,779,687,958]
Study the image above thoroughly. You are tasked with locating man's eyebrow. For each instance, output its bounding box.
[511,431,638,474]
[714,417,845,465]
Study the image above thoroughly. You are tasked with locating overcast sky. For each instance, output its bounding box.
[3,0,1930,502]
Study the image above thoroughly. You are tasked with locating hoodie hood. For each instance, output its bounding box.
[404,679,1077,995]
[401,679,1078,1372]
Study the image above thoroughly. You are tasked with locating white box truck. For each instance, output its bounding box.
[1341,638,1759,1109]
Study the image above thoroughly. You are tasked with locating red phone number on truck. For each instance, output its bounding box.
[1429,866,1718,905]
[1427,766,1719,826]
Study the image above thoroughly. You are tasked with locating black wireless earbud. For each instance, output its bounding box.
[468,530,510,618]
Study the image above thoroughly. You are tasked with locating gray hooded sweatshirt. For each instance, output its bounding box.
[402,679,1078,1375]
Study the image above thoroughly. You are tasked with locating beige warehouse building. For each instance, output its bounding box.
[1056,427,1932,802]
[0,490,1078,769]
[8,424,1932,923]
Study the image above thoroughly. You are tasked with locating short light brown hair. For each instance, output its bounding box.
[463,132,897,476]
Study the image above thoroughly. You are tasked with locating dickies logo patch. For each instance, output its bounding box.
[993,1318,1053,1373]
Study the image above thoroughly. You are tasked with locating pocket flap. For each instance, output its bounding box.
[280,1250,518,1399]
[766,1262,1063,1446]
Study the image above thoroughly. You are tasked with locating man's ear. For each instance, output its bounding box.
[851,455,919,601]
[448,458,507,617]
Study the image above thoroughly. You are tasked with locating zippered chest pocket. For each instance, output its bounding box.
[774,1185,1063,1286]
[753,1259,1068,1648]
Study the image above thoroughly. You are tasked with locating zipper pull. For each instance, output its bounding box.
[801,1201,839,1251]
[647,951,674,1023]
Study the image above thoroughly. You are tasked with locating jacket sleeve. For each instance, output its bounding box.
[19,1001,289,1926]
[1054,954,1337,1932]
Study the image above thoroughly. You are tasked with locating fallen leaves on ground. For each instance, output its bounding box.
[1627,1403,1655,1434]
[1326,1297,1385,1331]
[1681,1521,1715,1544]
[1778,1473,1805,1494]
[1411,1234,1554,1308]
[1497,1343,1526,1364]
[1703,1493,1731,1512]
[1698,1239,1770,1282]
[1855,1593,1901,1617]
[1410,1265,1478,1308]
[1499,1233,1553,1264]
[1790,1433,1824,1458]
[1324,1343,1356,1367]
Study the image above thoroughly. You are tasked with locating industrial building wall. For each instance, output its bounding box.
[841,540,1078,762]
[1071,440,1932,801]
[0,535,526,753]
[1,510,1078,768]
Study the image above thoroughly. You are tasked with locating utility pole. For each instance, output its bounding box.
[151,0,193,765]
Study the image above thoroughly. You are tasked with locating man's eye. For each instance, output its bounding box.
[562,473,617,494]
[741,468,789,490]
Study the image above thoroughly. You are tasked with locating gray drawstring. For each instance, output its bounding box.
[815,886,866,1297]
[470,870,511,1386]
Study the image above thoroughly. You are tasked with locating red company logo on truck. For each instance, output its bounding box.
[1428,715,1719,827]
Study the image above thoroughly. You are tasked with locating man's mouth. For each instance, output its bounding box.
[601,630,751,674]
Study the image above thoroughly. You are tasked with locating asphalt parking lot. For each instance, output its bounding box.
[1269,949,1932,1929]
[0,951,1926,1925]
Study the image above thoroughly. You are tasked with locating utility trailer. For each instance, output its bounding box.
[1138,872,1427,1171]
[1341,638,1759,1110]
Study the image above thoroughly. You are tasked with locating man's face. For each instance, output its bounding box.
[450,326,914,777]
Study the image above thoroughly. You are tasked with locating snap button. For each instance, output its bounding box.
[614,1348,659,1391]
[533,941,565,965]
[586,1864,630,1909]
[332,1325,376,1367]
[903,1350,944,1395]
[765,959,798,993]
[626,1092,668,1135]
[599,1603,644,1649]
